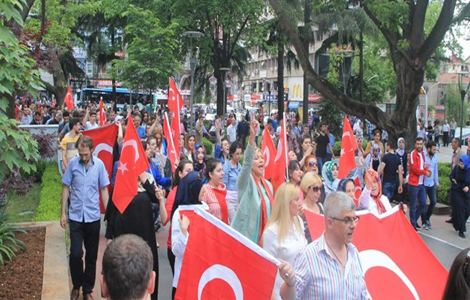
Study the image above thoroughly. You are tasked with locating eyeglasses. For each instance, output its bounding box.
[331,216,360,225]
[308,161,318,167]
[309,186,322,192]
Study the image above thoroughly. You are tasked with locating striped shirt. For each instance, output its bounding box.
[294,233,368,299]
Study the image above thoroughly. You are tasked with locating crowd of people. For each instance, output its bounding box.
[21,94,467,299]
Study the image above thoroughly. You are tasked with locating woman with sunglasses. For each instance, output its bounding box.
[200,158,229,224]
[231,119,274,244]
[262,182,307,300]
[300,172,324,243]
[358,169,392,216]
[303,154,319,174]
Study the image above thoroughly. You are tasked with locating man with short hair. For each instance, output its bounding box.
[108,110,117,123]
[279,192,368,299]
[101,234,155,300]
[227,116,237,143]
[237,115,249,149]
[422,141,439,229]
[442,119,450,146]
[378,142,403,203]
[46,111,63,125]
[315,122,335,174]
[61,118,81,172]
[450,117,457,140]
[447,138,464,224]
[86,111,99,129]
[58,111,70,133]
[133,113,147,139]
[30,111,42,125]
[61,136,110,300]
[408,137,431,230]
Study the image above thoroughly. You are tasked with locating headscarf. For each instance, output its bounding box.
[137,172,156,193]
[460,155,470,170]
[171,171,204,218]
[322,161,339,191]
[397,137,405,156]
[366,169,387,214]
[337,178,354,193]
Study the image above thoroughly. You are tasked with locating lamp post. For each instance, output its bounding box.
[183,31,203,134]
[422,82,440,127]
[458,71,469,142]
[220,67,230,117]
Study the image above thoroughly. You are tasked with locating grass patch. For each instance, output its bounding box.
[34,163,62,222]
[4,184,41,223]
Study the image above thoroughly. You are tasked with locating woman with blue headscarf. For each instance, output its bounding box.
[450,155,470,238]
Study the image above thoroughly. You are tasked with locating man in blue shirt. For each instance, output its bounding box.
[61,136,110,300]
[223,142,243,221]
[133,113,147,139]
[422,141,439,230]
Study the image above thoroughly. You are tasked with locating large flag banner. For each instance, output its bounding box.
[261,126,276,179]
[304,207,448,300]
[99,97,107,126]
[82,124,118,213]
[271,116,287,193]
[175,207,279,300]
[163,112,178,172]
[338,116,358,179]
[64,86,74,111]
[113,114,150,213]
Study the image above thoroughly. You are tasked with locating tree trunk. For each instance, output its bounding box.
[41,48,68,107]
[278,37,284,120]
[302,0,310,124]
[111,28,117,102]
[216,69,224,117]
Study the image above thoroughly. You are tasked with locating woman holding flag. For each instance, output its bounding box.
[231,119,274,245]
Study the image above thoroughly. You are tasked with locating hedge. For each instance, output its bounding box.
[33,163,62,221]
[437,162,452,205]
[202,138,213,156]
[333,141,368,156]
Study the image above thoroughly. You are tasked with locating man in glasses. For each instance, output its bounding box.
[279,192,368,300]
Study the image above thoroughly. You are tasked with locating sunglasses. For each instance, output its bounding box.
[308,161,318,167]
[309,186,322,192]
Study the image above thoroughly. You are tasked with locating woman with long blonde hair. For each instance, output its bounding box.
[263,182,307,300]
[300,172,324,243]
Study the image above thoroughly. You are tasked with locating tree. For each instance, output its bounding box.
[0,0,41,179]
[441,83,470,125]
[268,0,470,148]
[170,0,265,116]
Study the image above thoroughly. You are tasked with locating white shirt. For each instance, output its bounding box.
[262,217,308,299]
[358,187,392,216]
[86,121,99,130]
[443,124,450,132]
[227,124,237,143]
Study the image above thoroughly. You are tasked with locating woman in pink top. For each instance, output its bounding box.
[201,158,229,224]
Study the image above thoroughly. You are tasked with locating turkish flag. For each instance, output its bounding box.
[338,116,358,179]
[82,124,118,213]
[261,126,276,179]
[271,117,287,193]
[304,207,448,299]
[163,112,178,172]
[99,98,107,126]
[175,207,278,300]
[354,176,362,206]
[64,86,74,111]
[113,113,150,213]
[168,77,184,112]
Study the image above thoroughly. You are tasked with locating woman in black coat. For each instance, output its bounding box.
[450,155,470,238]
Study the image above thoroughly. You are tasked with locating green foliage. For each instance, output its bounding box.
[440,83,470,124]
[333,141,341,156]
[437,163,452,204]
[5,183,41,223]
[0,214,26,265]
[202,138,213,156]
[34,164,62,221]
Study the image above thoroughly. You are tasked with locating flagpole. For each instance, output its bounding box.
[283,112,288,181]
[165,111,177,163]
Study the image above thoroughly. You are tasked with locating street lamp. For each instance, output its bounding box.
[220,67,230,117]
[183,31,204,134]
[458,71,470,142]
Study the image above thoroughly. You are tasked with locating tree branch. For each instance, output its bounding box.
[362,5,398,50]
[415,0,457,69]
[229,16,249,57]
[409,0,428,54]
[268,0,389,126]
[452,2,470,24]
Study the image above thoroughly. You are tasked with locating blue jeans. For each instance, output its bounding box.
[408,184,426,228]
[382,182,396,203]
[422,185,437,223]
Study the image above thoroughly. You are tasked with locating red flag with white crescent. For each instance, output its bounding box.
[163,112,178,172]
[304,207,448,299]
[99,98,107,126]
[82,124,118,213]
[64,86,74,111]
[338,115,358,179]
[168,77,184,112]
[354,176,362,206]
[271,117,287,193]
[113,113,150,213]
[175,207,278,300]
[261,126,276,179]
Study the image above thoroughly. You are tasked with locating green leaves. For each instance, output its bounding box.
[0,0,25,26]
[0,214,26,265]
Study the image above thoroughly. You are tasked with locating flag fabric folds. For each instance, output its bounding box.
[64,86,74,111]
[82,124,118,213]
[338,116,358,179]
[163,112,178,172]
[304,207,448,300]
[261,126,276,179]
[99,98,107,126]
[112,114,150,213]
[271,116,287,193]
[175,207,279,300]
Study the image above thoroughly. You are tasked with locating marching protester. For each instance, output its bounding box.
[223,142,243,221]
[61,118,81,173]
[200,158,229,224]
[450,155,470,238]
[278,192,368,299]
[315,122,335,173]
[378,142,403,203]
[363,144,381,172]
[288,160,303,186]
[262,182,308,300]
[184,135,196,162]
[421,141,439,230]
[363,128,384,158]
[300,172,324,243]
[214,118,230,164]
[296,135,315,168]
[359,169,392,215]
[322,161,339,196]
[231,119,274,244]
[193,144,206,174]
[337,178,356,202]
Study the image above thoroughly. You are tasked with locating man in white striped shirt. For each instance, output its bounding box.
[279,192,368,300]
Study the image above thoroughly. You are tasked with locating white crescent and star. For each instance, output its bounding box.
[359,250,419,300]
[118,162,128,175]
[94,143,113,158]
[263,147,271,168]
[198,264,243,300]
[274,141,282,162]
[121,140,139,163]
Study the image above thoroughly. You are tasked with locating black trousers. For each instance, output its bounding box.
[69,219,101,294]
[443,132,449,146]
[167,248,175,275]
